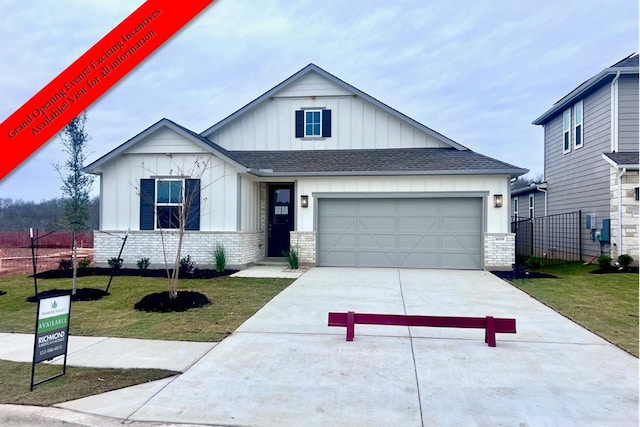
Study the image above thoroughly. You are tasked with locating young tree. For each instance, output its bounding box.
[54,112,94,294]
[138,156,212,301]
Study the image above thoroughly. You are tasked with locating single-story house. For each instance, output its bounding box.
[86,64,527,270]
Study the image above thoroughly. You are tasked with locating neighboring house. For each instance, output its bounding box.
[511,183,546,222]
[532,54,639,262]
[86,64,527,270]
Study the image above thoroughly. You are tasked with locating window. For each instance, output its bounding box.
[140,178,200,231]
[295,109,331,138]
[528,194,535,219]
[305,110,321,137]
[156,180,182,229]
[574,100,583,149]
[513,198,519,219]
[562,109,571,153]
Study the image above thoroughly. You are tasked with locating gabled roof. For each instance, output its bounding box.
[84,118,245,174]
[533,53,639,125]
[200,63,469,151]
[231,148,527,177]
[602,152,640,169]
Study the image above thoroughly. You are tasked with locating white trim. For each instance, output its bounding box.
[610,71,620,152]
[303,109,322,137]
[155,178,184,230]
[513,197,519,218]
[573,100,583,149]
[562,109,571,154]
[528,194,535,218]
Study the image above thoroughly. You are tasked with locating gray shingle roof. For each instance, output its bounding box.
[603,151,639,167]
[229,148,526,176]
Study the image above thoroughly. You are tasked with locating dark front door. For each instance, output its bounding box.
[268,184,294,257]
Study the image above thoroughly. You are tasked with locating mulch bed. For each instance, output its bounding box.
[0,291,6,297]
[491,267,557,281]
[134,290,211,313]
[590,266,639,274]
[33,267,238,280]
[26,288,110,303]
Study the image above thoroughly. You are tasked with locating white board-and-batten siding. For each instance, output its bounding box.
[99,133,242,232]
[208,73,449,151]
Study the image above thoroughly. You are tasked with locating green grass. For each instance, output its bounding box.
[509,263,638,357]
[0,360,178,405]
[0,273,293,406]
[0,274,294,341]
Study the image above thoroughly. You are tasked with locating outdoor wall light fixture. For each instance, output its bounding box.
[301,195,309,208]
[494,194,504,208]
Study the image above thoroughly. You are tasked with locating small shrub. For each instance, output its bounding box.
[108,257,123,270]
[617,254,634,270]
[179,255,196,277]
[78,258,91,269]
[136,257,150,270]
[525,256,543,270]
[282,248,299,270]
[597,255,612,269]
[213,243,226,273]
[58,259,73,271]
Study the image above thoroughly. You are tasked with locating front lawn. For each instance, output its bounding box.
[0,274,294,341]
[0,272,294,406]
[507,263,638,357]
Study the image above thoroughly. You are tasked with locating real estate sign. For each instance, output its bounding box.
[33,293,71,363]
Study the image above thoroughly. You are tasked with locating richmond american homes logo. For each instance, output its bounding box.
[34,294,71,363]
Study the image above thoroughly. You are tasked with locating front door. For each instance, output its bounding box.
[268,184,294,257]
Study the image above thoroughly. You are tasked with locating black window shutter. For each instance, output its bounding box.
[322,109,331,137]
[140,179,155,230]
[295,110,304,138]
[185,179,200,231]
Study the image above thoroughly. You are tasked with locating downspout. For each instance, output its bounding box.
[536,183,549,256]
[536,183,548,217]
[610,71,621,152]
[617,167,627,255]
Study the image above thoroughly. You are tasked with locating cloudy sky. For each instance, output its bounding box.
[0,0,637,202]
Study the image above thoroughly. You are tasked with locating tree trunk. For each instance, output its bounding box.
[72,230,77,295]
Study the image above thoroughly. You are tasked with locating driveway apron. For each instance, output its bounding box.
[61,268,638,426]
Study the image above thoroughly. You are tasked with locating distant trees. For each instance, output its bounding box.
[0,197,99,231]
[511,173,544,191]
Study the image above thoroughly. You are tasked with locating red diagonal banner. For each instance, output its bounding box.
[0,0,214,180]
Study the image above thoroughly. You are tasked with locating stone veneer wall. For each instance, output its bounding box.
[483,233,515,270]
[289,231,316,265]
[609,169,639,262]
[94,230,264,269]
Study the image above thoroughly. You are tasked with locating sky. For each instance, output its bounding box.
[0,0,637,202]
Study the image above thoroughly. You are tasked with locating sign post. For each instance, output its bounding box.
[31,291,72,391]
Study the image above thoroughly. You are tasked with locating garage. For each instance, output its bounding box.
[317,198,483,269]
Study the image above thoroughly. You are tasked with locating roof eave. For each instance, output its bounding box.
[602,153,640,170]
[532,67,638,125]
[246,168,528,178]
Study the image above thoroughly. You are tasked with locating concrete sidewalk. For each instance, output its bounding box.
[49,268,638,426]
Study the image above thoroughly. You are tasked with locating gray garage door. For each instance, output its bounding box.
[317,198,482,269]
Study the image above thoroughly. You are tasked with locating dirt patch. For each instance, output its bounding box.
[0,248,93,277]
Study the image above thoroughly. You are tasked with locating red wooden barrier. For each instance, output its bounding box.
[328,312,516,347]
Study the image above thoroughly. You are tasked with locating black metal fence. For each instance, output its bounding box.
[511,210,581,265]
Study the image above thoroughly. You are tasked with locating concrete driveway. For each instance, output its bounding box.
[60,268,638,426]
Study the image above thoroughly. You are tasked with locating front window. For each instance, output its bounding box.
[574,100,583,149]
[156,179,183,228]
[513,198,519,219]
[528,194,535,219]
[562,109,571,153]
[305,110,322,137]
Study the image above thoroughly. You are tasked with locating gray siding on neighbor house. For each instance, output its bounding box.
[543,81,612,258]
[511,191,545,220]
[618,75,639,152]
